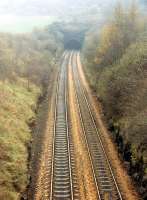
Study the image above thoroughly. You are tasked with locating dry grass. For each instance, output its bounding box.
[0,79,40,200]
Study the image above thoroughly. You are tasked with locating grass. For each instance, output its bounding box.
[0,79,40,199]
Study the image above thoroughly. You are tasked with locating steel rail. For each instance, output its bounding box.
[76,52,123,200]
[50,52,74,200]
[72,51,123,200]
[69,51,101,200]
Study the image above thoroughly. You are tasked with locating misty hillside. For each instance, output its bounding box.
[82,2,147,198]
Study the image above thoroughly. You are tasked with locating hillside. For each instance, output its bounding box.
[0,26,63,199]
[82,2,147,198]
[0,80,40,199]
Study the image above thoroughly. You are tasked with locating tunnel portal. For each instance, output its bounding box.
[65,39,82,50]
[63,30,86,50]
[49,22,88,50]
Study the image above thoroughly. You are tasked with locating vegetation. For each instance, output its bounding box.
[0,26,63,199]
[0,81,40,199]
[82,1,147,198]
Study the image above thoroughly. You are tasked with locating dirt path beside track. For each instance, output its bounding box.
[76,52,140,200]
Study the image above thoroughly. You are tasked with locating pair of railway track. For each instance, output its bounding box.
[48,51,123,200]
[50,52,79,200]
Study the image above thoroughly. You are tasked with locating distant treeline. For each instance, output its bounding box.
[0,27,63,88]
[82,1,147,199]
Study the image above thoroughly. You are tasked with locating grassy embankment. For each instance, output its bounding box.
[0,24,63,199]
[82,2,147,198]
[0,80,40,199]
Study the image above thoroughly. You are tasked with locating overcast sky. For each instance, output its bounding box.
[0,0,145,33]
[0,0,145,16]
[0,0,117,16]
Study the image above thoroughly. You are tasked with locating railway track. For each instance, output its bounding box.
[50,52,79,200]
[71,51,123,200]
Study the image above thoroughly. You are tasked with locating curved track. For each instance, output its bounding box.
[71,51,123,200]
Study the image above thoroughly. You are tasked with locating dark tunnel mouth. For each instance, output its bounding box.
[64,39,82,50]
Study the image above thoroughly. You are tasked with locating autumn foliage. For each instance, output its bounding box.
[82,2,147,198]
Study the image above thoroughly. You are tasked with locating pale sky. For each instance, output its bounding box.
[0,0,67,16]
[0,0,144,33]
[0,0,117,16]
[0,0,59,32]
[0,0,144,16]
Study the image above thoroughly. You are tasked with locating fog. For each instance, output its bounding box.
[0,0,117,16]
[0,0,146,32]
[0,0,145,16]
